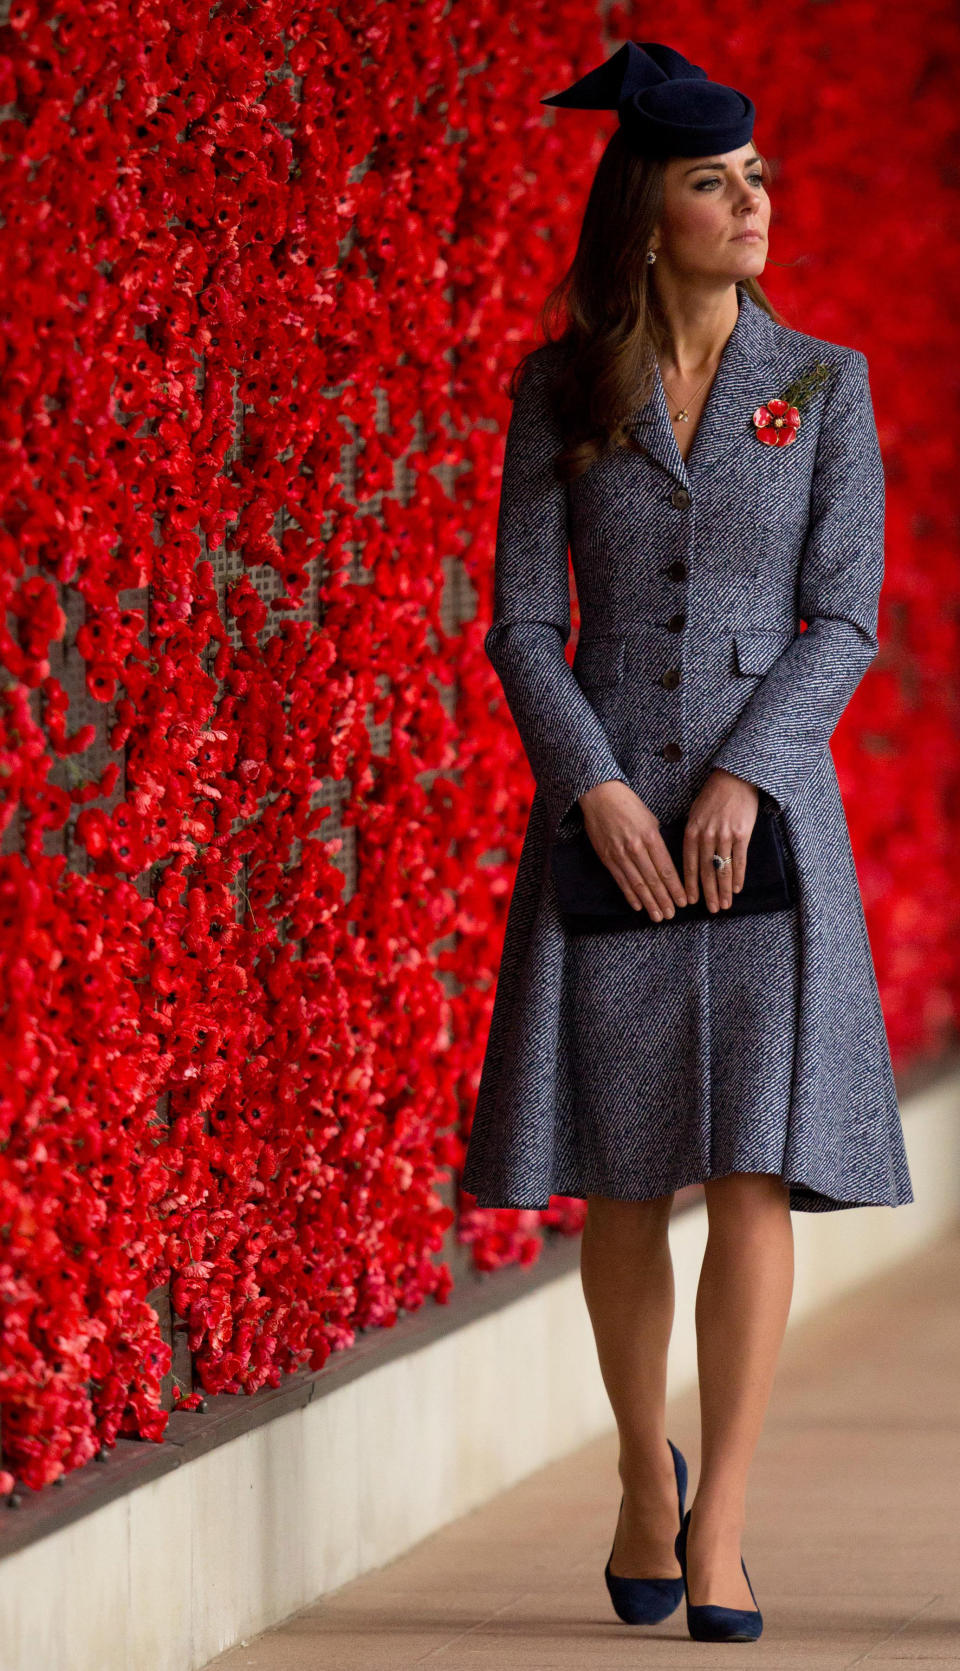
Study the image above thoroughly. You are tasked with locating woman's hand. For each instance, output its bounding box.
[578,780,689,921]
[682,768,760,911]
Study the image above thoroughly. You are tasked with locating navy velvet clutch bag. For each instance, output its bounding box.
[550,804,797,933]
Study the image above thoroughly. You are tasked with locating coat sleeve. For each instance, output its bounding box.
[707,348,884,813]
[484,350,630,836]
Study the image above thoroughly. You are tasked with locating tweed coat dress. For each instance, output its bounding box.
[461,284,914,1215]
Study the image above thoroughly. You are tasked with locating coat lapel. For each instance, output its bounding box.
[630,291,777,491]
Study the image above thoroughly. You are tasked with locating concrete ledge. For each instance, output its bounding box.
[1,1062,957,1671]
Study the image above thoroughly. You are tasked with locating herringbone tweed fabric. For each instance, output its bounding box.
[461,285,914,1213]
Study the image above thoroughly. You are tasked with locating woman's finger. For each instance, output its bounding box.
[648,830,689,908]
[730,829,749,896]
[607,861,669,920]
[699,827,723,912]
[620,832,686,916]
[682,823,701,904]
[701,824,747,909]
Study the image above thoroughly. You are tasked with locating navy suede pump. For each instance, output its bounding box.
[603,1438,688,1625]
[674,1506,763,1642]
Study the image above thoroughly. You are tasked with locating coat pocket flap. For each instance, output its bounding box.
[733,629,794,676]
[573,634,626,688]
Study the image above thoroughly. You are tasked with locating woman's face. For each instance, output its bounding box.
[652,142,770,282]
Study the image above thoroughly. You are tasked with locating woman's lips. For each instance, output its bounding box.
[732,230,763,241]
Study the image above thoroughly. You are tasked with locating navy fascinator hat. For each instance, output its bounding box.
[541,40,755,160]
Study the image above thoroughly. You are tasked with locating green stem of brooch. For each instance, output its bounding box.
[779,359,838,413]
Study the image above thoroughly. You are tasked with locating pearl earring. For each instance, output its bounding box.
[646,250,657,263]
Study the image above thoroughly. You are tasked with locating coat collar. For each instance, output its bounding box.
[630,288,777,491]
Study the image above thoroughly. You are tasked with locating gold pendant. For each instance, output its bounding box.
[674,408,689,422]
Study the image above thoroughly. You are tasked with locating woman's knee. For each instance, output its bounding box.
[702,1170,791,1227]
[584,1190,675,1245]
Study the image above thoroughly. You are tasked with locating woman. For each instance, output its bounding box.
[460,41,914,1644]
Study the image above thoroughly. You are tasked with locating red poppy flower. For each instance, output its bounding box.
[752,398,802,447]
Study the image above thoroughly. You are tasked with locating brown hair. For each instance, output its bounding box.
[510,127,786,484]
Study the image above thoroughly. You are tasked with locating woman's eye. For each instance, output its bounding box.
[695,172,765,190]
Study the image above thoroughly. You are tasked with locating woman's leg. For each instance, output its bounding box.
[685,1170,795,1608]
[580,1190,682,1578]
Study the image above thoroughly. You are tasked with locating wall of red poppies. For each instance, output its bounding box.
[0,1,957,1494]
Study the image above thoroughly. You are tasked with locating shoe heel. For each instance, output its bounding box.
[674,1507,764,1642]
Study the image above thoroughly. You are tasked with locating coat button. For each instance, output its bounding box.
[661,666,681,690]
[670,486,691,508]
[667,559,687,581]
[667,612,685,632]
[661,741,683,761]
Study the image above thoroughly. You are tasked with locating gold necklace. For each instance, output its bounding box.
[660,358,719,424]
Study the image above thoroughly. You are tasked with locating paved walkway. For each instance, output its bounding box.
[207,1226,960,1668]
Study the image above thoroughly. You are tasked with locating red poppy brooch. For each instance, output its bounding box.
[752,360,837,448]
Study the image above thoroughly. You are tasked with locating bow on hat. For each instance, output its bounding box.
[541,41,755,160]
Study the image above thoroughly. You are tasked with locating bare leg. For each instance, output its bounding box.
[685,1171,794,1608]
[580,1191,682,1578]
